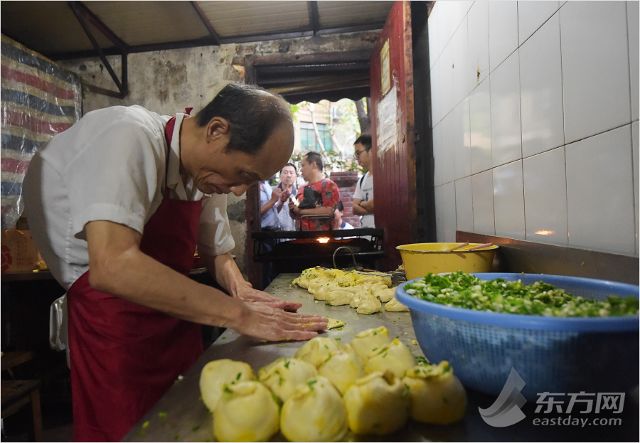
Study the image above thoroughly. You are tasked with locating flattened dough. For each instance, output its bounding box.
[327,318,346,329]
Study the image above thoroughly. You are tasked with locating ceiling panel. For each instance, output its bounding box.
[199,1,309,37]
[317,1,392,28]
[1,1,112,54]
[86,1,210,46]
[1,1,389,60]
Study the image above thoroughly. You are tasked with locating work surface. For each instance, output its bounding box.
[124,274,638,442]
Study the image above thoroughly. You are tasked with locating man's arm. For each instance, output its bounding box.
[202,252,301,312]
[352,178,373,215]
[260,187,281,216]
[352,198,369,216]
[86,221,324,340]
[291,205,334,218]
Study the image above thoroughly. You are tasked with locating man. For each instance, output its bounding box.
[352,134,375,228]
[290,152,340,231]
[23,83,326,441]
[274,163,298,231]
[259,178,282,230]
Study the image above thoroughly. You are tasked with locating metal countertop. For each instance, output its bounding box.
[124,274,638,442]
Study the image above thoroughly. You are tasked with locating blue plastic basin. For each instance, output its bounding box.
[396,273,639,399]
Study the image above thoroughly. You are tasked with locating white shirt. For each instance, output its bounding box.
[259,181,279,229]
[23,105,234,290]
[353,171,375,228]
[275,184,297,231]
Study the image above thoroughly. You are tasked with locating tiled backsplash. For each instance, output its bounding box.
[429,1,639,256]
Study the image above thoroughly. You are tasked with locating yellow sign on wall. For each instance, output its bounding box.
[380,39,391,97]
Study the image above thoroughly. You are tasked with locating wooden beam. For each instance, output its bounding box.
[49,26,382,61]
[71,1,129,51]
[307,1,320,35]
[68,1,127,98]
[190,1,221,45]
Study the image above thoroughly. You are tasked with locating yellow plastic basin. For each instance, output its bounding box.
[396,243,499,280]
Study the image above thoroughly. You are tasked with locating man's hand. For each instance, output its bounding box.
[235,285,302,312]
[289,200,301,216]
[270,187,283,203]
[234,302,328,342]
[279,189,290,203]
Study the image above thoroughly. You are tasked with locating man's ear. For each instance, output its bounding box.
[206,117,230,142]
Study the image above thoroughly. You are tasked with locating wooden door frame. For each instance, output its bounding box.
[242,51,373,287]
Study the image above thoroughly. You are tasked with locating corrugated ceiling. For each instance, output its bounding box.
[317,1,393,28]
[201,1,311,37]
[87,2,210,46]
[0,1,393,60]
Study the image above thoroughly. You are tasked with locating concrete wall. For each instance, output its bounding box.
[58,31,378,272]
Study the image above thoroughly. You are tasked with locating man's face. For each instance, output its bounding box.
[300,159,314,182]
[188,119,294,196]
[354,142,370,169]
[280,165,296,186]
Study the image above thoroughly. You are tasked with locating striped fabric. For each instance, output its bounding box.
[1,35,81,228]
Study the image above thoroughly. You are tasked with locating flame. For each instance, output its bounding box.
[316,237,330,244]
[534,230,554,236]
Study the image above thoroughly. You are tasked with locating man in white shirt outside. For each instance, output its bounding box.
[23,83,326,441]
[352,135,375,228]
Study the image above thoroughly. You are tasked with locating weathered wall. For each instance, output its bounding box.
[58,31,378,273]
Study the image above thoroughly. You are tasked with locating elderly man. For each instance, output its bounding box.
[23,83,326,441]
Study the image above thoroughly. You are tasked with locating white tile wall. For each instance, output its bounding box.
[519,14,564,157]
[566,125,635,255]
[488,1,519,72]
[518,1,561,45]
[433,112,455,186]
[467,1,490,88]
[429,1,638,257]
[469,78,492,174]
[523,147,568,244]
[493,160,526,238]
[431,56,452,126]
[450,16,471,110]
[435,182,457,242]
[490,53,522,167]
[628,1,639,121]
[429,1,473,70]
[455,176,474,233]
[454,99,472,180]
[432,120,446,186]
[561,2,630,143]
[471,169,495,235]
[633,122,638,255]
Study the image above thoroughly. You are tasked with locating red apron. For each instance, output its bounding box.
[67,114,203,441]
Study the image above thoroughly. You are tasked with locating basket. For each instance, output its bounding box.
[396,273,639,399]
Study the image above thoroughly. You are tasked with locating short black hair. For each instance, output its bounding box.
[336,201,344,212]
[281,162,297,173]
[195,83,291,154]
[304,152,323,171]
[354,134,372,152]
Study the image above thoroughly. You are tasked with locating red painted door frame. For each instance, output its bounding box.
[369,0,417,270]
